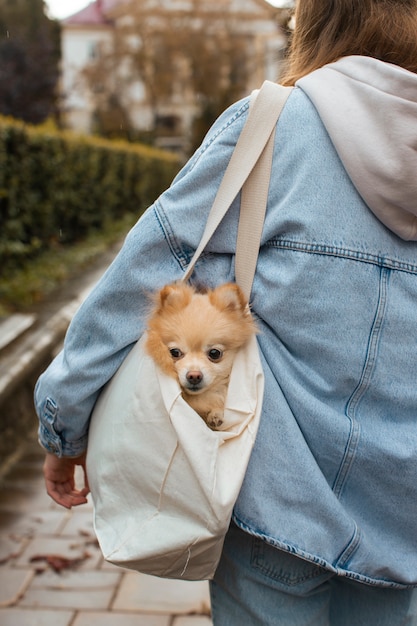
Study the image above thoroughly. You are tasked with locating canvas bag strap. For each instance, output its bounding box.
[182,81,292,299]
[234,114,276,300]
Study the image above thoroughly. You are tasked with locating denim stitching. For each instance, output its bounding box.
[251,538,328,586]
[335,524,361,568]
[331,418,361,500]
[153,203,191,270]
[153,102,249,269]
[233,517,412,589]
[187,100,249,172]
[268,239,417,274]
[333,267,390,498]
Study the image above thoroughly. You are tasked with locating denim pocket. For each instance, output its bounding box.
[251,537,334,596]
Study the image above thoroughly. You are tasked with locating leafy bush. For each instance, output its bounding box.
[0,116,180,275]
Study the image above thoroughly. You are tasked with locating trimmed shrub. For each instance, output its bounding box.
[0,116,181,275]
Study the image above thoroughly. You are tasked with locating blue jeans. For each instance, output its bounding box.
[210,524,417,625]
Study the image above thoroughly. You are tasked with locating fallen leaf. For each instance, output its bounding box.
[30,551,91,573]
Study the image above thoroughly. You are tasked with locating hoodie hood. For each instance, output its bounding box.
[297,56,417,240]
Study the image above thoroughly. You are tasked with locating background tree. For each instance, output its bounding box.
[0,0,60,124]
[82,0,252,150]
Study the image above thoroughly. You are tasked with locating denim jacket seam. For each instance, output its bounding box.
[153,101,249,270]
[335,524,361,568]
[187,100,249,173]
[332,267,390,499]
[345,267,390,416]
[268,238,417,273]
[154,200,215,273]
[233,516,411,589]
[153,203,190,271]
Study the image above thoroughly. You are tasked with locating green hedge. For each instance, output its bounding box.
[0,117,181,274]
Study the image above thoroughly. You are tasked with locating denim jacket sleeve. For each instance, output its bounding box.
[35,97,250,457]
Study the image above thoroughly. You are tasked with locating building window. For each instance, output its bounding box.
[88,41,99,60]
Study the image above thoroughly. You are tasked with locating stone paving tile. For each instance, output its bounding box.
[0,607,74,626]
[24,509,71,536]
[0,532,28,563]
[73,611,170,626]
[0,436,214,622]
[15,535,103,571]
[20,569,122,609]
[173,617,214,626]
[19,583,115,610]
[28,568,122,589]
[0,509,70,543]
[0,567,33,606]
[0,482,54,515]
[113,571,211,614]
[100,558,127,572]
[59,508,96,538]
[1,462,46,490]
[0,509,27,532]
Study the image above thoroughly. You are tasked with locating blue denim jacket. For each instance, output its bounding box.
[35,57,417,587]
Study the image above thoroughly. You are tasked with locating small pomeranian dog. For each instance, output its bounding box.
[145,282,257,430]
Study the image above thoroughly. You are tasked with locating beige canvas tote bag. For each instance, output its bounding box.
[86,81,292,581]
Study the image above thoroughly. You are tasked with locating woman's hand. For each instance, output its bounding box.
[43,451,90,508]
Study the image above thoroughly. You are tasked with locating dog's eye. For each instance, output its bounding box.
[207,349,223,362]
[169,348,183,360]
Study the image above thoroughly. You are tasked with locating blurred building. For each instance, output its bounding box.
[60,0,287,153]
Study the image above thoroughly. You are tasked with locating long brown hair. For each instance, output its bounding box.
[281,0,417,85]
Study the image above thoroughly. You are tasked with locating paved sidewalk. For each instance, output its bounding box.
[0,435,213,626]
[0,240,213,625]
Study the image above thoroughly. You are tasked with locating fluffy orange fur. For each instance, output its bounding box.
[145,282,257,430]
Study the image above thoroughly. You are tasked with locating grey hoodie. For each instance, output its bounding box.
[298,56,417,240]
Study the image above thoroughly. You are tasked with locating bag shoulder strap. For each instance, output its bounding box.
[183,81,292,298]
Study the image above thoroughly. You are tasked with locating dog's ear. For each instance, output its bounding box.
[210,283,248,313]
[156,282,193,312]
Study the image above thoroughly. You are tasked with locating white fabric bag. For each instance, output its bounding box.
[87,81,292,581]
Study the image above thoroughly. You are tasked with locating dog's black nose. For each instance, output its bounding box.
[186,371,203,385]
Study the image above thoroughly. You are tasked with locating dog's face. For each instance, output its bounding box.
[145,282,257,397]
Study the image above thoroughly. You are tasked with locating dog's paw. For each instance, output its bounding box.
[206,410,224,431]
